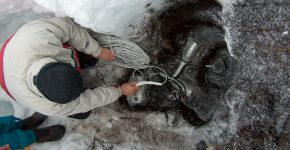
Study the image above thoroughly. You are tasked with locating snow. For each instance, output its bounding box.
[0,0,259,149]
[282,31,288,35]
[0,0,53,44]
[34,0,164,37]
[0,101,14,117]
[218,0,243,57]
[0,0,49,14]
[216,0,243,7]
[105,122,113,129]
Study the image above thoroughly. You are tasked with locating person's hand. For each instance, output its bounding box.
[0,145,10,150]
[120,82,140,96]
[97,48,116,61]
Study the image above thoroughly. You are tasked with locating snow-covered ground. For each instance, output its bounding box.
[0,0,236,149]
[1,0,288,150]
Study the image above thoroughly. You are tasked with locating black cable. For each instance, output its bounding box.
[144,77,186,111]
[167,78,186,98]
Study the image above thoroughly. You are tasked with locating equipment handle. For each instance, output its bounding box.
[136,81,163,86]
[173,62,187,78]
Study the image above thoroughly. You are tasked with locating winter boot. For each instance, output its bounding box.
[22,112,47,130]
[33,125,66,143]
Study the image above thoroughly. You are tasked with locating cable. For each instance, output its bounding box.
[96,34,151,69]
[91,0,169,87]
[96,33,169,86]
[132,66,168,86]
[144,77,185,111]
[107,34,114,53]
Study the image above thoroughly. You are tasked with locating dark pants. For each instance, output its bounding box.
[67,111,92,119]
[77,51,99,69]
[0,116,36,150]
[67,51,98,119]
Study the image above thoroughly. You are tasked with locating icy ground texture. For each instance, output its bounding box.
[223,0,290,149]
[34,0,164,37]
[0,0,289,150]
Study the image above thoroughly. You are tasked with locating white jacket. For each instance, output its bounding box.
[3,17,122,116]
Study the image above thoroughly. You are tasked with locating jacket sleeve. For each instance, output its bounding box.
[16,17,122,116]
[35,17,102,57]
[31,86,122,117]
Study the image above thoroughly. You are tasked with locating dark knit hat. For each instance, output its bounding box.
[33,62,83,104]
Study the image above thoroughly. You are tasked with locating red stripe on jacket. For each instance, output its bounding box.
[0,35,81,100]
[0,35,15,100]
[63,44,81,72]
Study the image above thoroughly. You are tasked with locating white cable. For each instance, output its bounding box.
[133,66,168,86]
[132,69,144,80]
[96,34,165,86]
[136,81,162,86]
[107,34,114,52]
[96,34,150,69]
[173,62,186,78]
[91,0,168,86]
[146,66,168,85]
[97,33,168,86]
